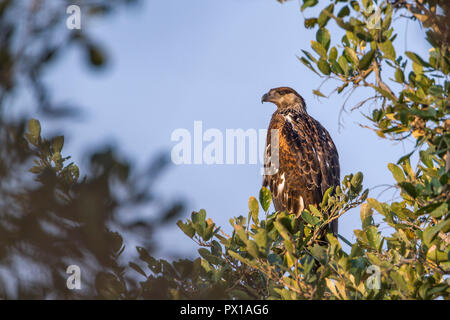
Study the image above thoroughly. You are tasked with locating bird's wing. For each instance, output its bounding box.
[308,117,340,234]
[310,118,340,194]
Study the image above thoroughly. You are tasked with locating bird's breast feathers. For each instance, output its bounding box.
[263,108,340,218]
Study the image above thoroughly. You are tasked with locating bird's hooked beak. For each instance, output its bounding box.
[261,92,272,104]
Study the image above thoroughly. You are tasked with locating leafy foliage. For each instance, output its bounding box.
[0,116,184,299]
[0,0,448,300]
[130,0,449,300]
[134,174,369,299]
[0,0,185,299]
[294,0,449,298]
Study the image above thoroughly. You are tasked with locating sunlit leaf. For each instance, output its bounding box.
[259,187,271,212]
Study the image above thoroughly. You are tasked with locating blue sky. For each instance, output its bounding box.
[41,0,429,259]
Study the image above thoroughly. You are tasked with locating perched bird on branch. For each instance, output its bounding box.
[261,87,340,235]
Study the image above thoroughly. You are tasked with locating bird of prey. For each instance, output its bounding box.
[261,87,340,235]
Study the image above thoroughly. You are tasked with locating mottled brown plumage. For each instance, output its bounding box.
[261,87,340,234]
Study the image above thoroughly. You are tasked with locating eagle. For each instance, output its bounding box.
[261,87,340,235]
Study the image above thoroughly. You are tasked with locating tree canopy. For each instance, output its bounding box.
[135,0,449,300]
[0,0,448,299]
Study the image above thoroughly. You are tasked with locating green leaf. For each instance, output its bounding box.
[359,49,376,70]
[304,18,318,29]
[395,68,405,83]
[253,229,268,250]
[405,51,430,67]
[318,9,331,28]
[329,47,338,61]
[337,234,353,247]
[136,247,161,273]
[426,246,449,264]
[52,136,64,153]
[379,41,396,61]
[330,60,344,74]
[366,226,381,249]
[203,219,215,241]
[273,221,293,242]
[259,187,271,212]
[317,59,331,75]
[428,85,443,97]
[177,220,195,238]
[356,31,373,42]
[234,224,248,244]
[350,1,360,12]
[344,47,358,65]
[248,196,259,222]
[360,203,374,229]
[28,119,41,140]
[52,152,62,165]
[301,211,321,226]
[310,244,327,264]
[391,271,411,295]
[227,250,254,267]
[316,28,330,51]
[430,203,447,218]
[398,182,417,198]
[423,219,450,246]
[350,172,363,188]
[338,55,349,75]
[246,240,260,259]
[382,7,393,30]
[320,186,334,207]
[191,210,206,225]
[313,89,326,97]
[412,61,423,75]
[129,262,146,277]
[301,50,317,63]
[306,207,320,220]
[198,248,222,265]
[297,56,321,76]
[337,6,350,18]
[408,106,437,119]
[191,210,207,237]
[397,151,414,164]
[301,0,318,11]
[387,163,405,182]
[311,40,328,59]
[419,151,433,168]
[374,86,397,101]
[367,198,390,217]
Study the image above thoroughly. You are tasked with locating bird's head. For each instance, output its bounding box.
[261,87,306,112]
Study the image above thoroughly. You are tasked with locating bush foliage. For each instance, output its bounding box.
[131,0,449,300]
[1,0,449,299]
